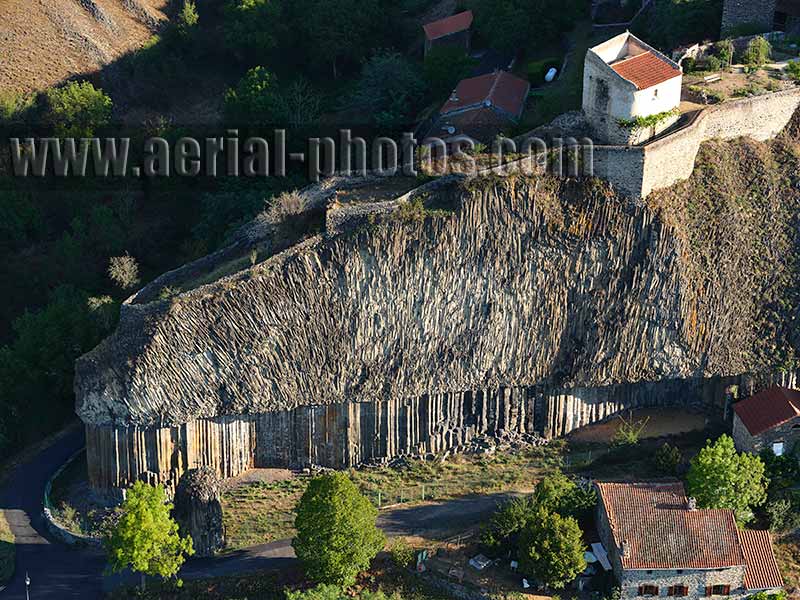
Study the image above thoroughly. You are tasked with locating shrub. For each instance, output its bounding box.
[351,51,425,128]
[293,472,385,586]
[388,538,415,569]
[786,60,800,81]
[715,39,734,67]
[108,254,140,290]
[45,81,112,137]
[704,56,722,72]
[177,0,199,37]
[653,443,682,476]
[424,46,478,99]
[0,91,34,125]
[765,498,800,532]
[611,413,649,447]
[743,36,772,68]
[682,57,696,73]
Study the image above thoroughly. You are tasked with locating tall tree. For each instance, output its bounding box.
[293,472,385,586]
[105,482,194,590]
[686,434,768,524]
[518,508,586,589]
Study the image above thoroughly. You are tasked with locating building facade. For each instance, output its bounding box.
[732,386,800,455]
[596,482,783,600]
[583,32,682,145]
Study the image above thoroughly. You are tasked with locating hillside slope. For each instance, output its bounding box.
[0,0,167,94]
[74,125,800,428]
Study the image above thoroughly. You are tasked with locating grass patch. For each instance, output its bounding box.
[222,443,565,550]
[0,511,15,586]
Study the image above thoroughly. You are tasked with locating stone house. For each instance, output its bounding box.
[722,0,800,36]
[423,10,473,57]
[732,385,800,455]
[596,482,783,600]
[583,32,682,145]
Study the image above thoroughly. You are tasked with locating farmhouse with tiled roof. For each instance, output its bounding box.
[583,31,682,145]
[422,10,473,56]
[732,386,800,455]
[596,481,783,600]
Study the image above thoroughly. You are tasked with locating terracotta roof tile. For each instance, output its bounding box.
[423,11,473,41]
[738,529,784,591]
[733,386,800,436]
[440,71,529,118]
[597,481,744,570]
[611,51,681,90]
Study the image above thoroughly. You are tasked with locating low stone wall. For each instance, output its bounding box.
[595,87,800,198]
[43,451,102,548]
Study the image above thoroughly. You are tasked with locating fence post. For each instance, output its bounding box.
[421,485,425,501]
[377,491,381,508]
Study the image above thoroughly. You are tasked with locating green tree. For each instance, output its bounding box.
[224,67,322,128]
[293,472,385,586]
[686,434,768,524]
[105,482,194,590]
[743,36,771,67]
[653,443,683,476]
[481,495,539,552]
[351,51,425,127]
[715,38,734,68]
[424,46,478,99]
[177,0,199,37]
[223,0,283,59]
[45,81,112,137]
[518,508,586,589]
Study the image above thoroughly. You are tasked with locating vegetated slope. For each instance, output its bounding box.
[0,0,167,94]
[75,128,800,428]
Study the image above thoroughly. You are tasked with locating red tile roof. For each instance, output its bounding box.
[440,71,529,118]
[611,51,681,90]
[597,481,744,570]
[738,529,784,591]
[733,386,800,436]
[423,10,473,41]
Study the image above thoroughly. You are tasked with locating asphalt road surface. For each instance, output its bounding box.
[0,427,517,598]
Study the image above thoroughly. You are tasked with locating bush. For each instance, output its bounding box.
[682,57,697,73]
[351,51,425,128]
[45,81,112,137]
[715,39,734,67]
[704,56,722,72]
[765,498,800,532]
[653,443,683,476]
[424,46,478,99]
[743,36,772,68]
[786,60,800,81]
[0,91,34,125]
[526,58,560,83]
[611,413,649,447]
[293,472,385,586]
[177,0,199,37]
[388,538,415,569]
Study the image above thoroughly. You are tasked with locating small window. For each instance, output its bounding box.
[668,586,689,597]
[773,441,785,456]
[639,585,659,597]
[676,570,684,574]
[711,585,730,596]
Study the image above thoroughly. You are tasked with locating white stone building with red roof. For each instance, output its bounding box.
[596,481,783,600]
[582,32,683,145]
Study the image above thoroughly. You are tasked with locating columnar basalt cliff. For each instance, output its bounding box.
[75,123,800,491]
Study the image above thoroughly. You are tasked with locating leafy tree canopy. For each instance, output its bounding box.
[686,434,768,524]
[293,472,386,586]
[105,482,194,589]
[519,508,586,589]
[424,46,478,100]
[351,51,425,128]
[45,81,112,138]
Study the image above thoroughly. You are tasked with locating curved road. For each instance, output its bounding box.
[1,428,517,598]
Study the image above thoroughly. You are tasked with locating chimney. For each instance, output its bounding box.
[688,497,697,511]
[620,539,630,558]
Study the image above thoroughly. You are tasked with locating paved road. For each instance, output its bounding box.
[1,428,517,598]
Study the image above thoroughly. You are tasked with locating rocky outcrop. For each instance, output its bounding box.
[173,468,225,557]
[75,127,800,490]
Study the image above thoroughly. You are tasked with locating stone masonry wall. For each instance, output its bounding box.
[732,412,800,454]
[721,0,776,34]
[593,87,800,198]
[619,567,747,600]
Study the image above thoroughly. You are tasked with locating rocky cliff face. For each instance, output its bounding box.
[75,129,800,431]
